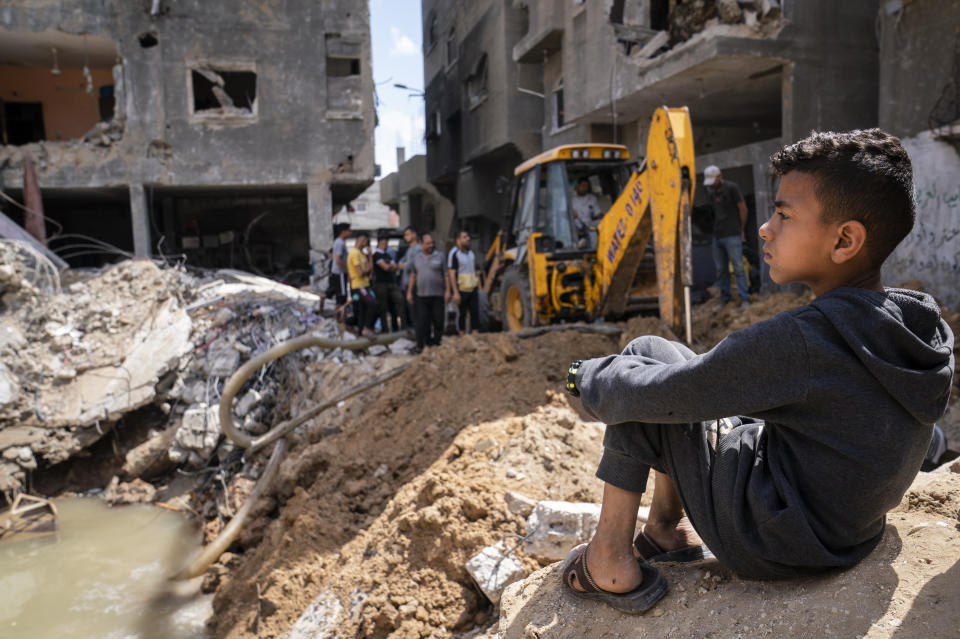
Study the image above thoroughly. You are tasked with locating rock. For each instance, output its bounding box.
[388,338,416,354]
[101,476,158,504]
[123,426,178,478]
[287,588,344,639]
[743,9,758,26]
[368,344,388,356]
[206,342,240,377]
[474,437,499,452]
[169,404,221,468]
[0,363,18,406]
[717,0,743,23]
[505,491,537,518]
[523,501,602,561]
[0,320,25,349]
[466,540,527,604]
[234,389,262,418]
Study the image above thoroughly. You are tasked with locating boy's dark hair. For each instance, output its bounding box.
[355,230,370,240]
[404,225,418,235]
[771,128,915,267]
[334,222,351,236]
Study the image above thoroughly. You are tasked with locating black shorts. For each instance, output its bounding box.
[326,272,347,305]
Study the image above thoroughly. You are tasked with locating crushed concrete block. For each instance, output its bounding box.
[234,389,262,417]
[367,344,388,356]
[0,363,18,406]
[286,588,344,639]
[466,540,527,604]
[123,426,177,478]
[101,476,157,505]
[388,337,415,355]
[743,9,758,26]
[717,0,743,23]
[206,342,240,377]
[523,501,602,561]
[505,491,537,518]
[35,299,192,427]
[0,320,25,349]
[169,404,221,468]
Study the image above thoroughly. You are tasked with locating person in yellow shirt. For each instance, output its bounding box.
[347,231,377,336]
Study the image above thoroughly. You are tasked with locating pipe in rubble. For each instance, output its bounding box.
[175,330,412,580]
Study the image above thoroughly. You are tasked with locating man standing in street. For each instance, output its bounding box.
[703,165,750,311]
[398,225,422,330]
[447,230,480,335]
[327,223,351,323]
[407,233,450,353]
[347,231,378,337]
[373,233,404,332]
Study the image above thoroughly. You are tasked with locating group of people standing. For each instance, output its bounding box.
[326,223,481,354]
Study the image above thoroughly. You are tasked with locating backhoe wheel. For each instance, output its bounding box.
[501,267,532,332]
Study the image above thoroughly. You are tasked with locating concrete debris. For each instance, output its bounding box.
[465,539,527,605]
[0,258,412,493]
[523,501,602,561]
[101,476,157,505]
[170,404,222,469]
[504,491,537,518]
[717,0,743,23]
[285,588,344,639]
[388,337,416,355]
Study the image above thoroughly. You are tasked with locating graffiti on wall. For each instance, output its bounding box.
[883,131,960,308]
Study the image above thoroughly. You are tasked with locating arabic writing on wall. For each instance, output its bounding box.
[884,133,960,308]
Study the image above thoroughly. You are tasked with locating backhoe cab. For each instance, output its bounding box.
[484,106,695,339]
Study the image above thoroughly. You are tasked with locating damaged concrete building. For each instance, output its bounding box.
[0,0,375,279]
[384,0,959,299]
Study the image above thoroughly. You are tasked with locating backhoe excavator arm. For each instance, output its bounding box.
[589,106,695,338]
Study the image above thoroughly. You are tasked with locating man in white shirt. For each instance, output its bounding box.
[570,178,604,244]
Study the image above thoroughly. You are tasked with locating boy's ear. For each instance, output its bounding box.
[831,220,868,264]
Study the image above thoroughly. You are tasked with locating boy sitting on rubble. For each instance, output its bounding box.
[562,129,955,613]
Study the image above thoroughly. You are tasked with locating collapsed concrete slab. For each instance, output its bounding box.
[33,298,191,428]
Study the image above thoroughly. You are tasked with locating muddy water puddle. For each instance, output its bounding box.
[0,498,211,638]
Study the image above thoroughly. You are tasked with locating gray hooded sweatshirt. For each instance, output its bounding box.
[576,287,954,577]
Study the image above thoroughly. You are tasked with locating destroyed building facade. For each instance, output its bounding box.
[383,0,959,301]
[0,0,375,279]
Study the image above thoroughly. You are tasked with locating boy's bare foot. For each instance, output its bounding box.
[567,539,643,594]
[641,515,704,553]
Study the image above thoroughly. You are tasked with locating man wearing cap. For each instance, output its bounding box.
[703,165,750,312]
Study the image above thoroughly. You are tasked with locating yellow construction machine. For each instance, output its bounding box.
[484,106,695,341]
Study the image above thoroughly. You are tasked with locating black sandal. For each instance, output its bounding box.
[634,531,715,563]
[561,543,668,614]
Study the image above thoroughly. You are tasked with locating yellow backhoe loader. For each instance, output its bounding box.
[484,106,695,341]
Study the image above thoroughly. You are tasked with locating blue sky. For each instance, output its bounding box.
[370,0,425,176]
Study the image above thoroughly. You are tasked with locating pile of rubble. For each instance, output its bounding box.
[667,0,782,46]
[0,257,412,498]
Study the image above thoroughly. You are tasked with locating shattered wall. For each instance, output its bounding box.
[0,0,376,268]
[879,0,960,139]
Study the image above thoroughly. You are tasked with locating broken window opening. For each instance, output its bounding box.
[2,102,46,145]
[446,27,457,66]
[518,4,530,36]
[467,54,489,108]
[651,0,670,31]
[427,11,439,48]
[553,78,565,129]
[138,32,158,48]
[327,57,361,77]
[191,68,257,115]
[610,0,625,25]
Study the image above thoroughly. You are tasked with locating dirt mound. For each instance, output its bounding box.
[208,331,625,638]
